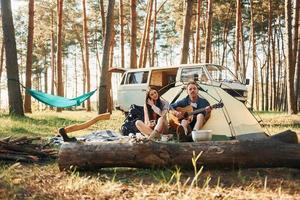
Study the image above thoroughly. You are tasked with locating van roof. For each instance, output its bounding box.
[110,63,226,73]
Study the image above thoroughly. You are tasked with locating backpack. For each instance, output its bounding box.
[120,104,144,136]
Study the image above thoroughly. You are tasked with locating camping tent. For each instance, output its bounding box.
[162,83,268,140]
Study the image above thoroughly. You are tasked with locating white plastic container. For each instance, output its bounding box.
[192,130,212,142]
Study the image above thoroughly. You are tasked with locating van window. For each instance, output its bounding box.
[206,65,238,83]
[125,71,149,84]
[181,67,208,83]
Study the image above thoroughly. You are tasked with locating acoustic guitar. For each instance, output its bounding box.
[168,102,224,129]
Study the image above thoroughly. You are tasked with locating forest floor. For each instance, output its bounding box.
[0,110,299,199]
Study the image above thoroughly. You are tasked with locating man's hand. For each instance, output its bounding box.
[174,111,185,119]
[205,106,212,113]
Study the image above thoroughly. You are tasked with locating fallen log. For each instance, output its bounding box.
[58,130,300,171]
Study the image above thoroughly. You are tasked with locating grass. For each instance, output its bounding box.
[0,110,300,199]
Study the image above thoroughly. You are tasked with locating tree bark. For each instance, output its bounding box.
[82,0,91,111]
[195,0,201,63]
[0,41,4,106]
[119,0,125,68]
[0,41,4,87]
[1,0,24,116]
[58,130,300,171]
[98,0,115,114]
[265,0,272,111]
[56,0,64,112]
[271,26,277,110]
[50,6,55,110]
[180,0,193,64]
[99,0,105,38]
[293,0,299,111]
[140,0,153,68]
[24,0,34,113]
[130,0,137,69]
[204,0,213,64]
[151,0,157,67]
[234,0,241,78]
[250,0,258,111]
[285,0,297,114]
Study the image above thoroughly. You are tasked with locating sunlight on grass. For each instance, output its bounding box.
[0,110,300,198]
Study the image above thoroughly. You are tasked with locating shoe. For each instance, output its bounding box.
[176,125,188,142]
[148,130,161,140]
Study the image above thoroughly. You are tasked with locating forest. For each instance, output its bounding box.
[0,0,298,116]
[0,1,300,199]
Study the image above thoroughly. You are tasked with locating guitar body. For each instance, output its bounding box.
[167,102,223,131]
[168,106,193,129]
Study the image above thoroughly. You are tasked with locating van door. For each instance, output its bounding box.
[117,70,149,111]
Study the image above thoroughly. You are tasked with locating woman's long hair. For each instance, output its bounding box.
[145,88,162,121]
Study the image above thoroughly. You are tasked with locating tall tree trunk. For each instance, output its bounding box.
[74,50,78,97]
[195,0,201,63]
[99,0,105,38]
[108,20,115,113]
[44,53,48,94]
[260,65,265,111]
[285,0,297,114]
[130,0,137,69]
[293,0,299,110]
[24,0,34,113]
[250,0,258,111]
[1,0,24,116]
[138,1,151,68]
[271,26,276,110]
[151,0,157,67]
[82,0,91,111]
[98,0,115,114]
[141,0,153,68]
[56,0,64,112]
[234,0,241,78]
[278,19,287,111]
[265,0,272,111]
[0,41,4,106]
[50,6,55,110]
[240,21,246,81]
[276,25,281,110]
[204,0,213,63]
[296,33,300,111]
[180,0,193,64]
[0,41,4,84]
[79,41,86,108]
[119,0,125,68]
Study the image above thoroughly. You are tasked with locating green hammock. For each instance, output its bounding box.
[26,88,97,108]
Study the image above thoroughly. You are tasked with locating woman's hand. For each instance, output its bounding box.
[147,98,154,106]
[146,120,155,128]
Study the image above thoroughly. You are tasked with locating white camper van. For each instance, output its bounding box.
[111,63,249,112]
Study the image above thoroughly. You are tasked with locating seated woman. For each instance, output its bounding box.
[135,87,169,140]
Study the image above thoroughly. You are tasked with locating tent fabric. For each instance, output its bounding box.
[162,83,266,140]
[26,88,97,108]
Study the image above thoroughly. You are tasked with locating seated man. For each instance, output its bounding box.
[170,81,211,142]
